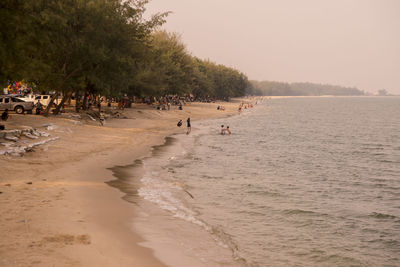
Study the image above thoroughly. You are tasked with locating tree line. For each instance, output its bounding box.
[1,0,251,114]
[249,81,364,96]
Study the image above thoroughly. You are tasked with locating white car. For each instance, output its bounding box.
[34,95,53,106]
[16,94,60,107]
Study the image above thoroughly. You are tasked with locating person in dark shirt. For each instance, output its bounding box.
[35,101,43,115]
[1,109,9,121]
[186,117,191,135]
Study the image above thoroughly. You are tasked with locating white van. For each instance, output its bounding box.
[34,95,59,106]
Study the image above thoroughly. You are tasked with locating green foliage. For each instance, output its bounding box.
[129,31,250,99]
[1,0,167,94]
[0,0,31,84]
[1,0,249,100]
[131,30,194,96]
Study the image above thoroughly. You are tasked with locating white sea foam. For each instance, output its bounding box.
[138,173,208,230]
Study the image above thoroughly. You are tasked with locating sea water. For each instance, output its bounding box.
[136,96,400,266]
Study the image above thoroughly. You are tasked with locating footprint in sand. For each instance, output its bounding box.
[41,234,91,246]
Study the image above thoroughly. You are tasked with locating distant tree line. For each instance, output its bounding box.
[248,81,364,96]
[1,0,251,114]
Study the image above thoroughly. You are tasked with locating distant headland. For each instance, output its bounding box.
[249,80,365,96]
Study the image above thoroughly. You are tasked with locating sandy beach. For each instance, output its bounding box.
[0,100,248,266]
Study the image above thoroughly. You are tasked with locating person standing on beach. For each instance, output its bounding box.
[99,111,105,126]
[186,117,191,135]
[35,101,42,115]
[226,126,231,135]
[1,109,9,121]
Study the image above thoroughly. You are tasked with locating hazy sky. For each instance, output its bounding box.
[145,0,400,94]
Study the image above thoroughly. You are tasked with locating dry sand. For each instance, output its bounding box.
[0,100,254,266]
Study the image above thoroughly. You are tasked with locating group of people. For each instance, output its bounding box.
[238,102,255,113]
[176,118,232,136]
[220,125,231,135]
[177,117,191,134]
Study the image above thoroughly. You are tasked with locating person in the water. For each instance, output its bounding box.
[221,125,226,135]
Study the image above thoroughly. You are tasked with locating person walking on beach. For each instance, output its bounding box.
[226,126,231,135]
[99,111,105,126]
[186,117,191,135]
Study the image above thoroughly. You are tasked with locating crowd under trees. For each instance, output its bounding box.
[1,0,251,114]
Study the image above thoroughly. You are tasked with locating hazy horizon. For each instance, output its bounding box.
[145,0,400,95]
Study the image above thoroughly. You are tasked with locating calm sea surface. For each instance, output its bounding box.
[137,97,400,266]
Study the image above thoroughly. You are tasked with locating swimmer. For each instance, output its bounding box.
[220,125,226,135]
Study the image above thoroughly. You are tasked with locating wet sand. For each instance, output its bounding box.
[0,100,251,266]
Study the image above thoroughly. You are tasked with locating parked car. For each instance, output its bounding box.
[0,95,34,114]
[15,94,35,106]
[34,95,59,107]
[15,94,35,102]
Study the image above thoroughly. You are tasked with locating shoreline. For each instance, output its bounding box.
[128,130,251,266]
[0,99,252,266]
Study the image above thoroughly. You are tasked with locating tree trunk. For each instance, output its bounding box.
[54,91,72,115]
[44,92,59,117]
[82,93,88,110]
[82,92,87,110]
[75,91,81,112]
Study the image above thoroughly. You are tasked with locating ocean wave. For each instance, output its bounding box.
[138,174,248,265]
[283,209,319,215]
[200,174,222,180]
[369,212,397,220]
[245,190,281,197]
[138,176,205,225]
[208,145,223,151]
[377,159,400,164]
[209,225,249,266]
[372,153,387,156]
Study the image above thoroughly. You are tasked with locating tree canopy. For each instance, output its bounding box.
[1,1,250,103]
[2,1,167,94]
